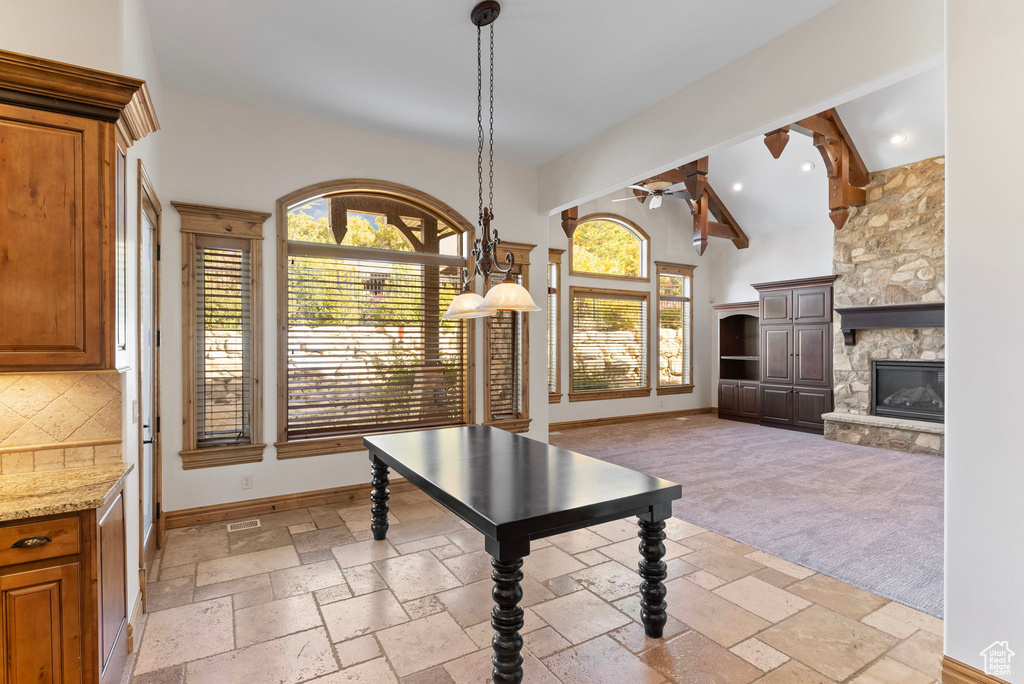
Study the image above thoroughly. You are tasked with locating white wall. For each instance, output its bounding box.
[710,224,834,305]
[0,0,123,72]
[536,0,944,214]
[945,1,1024,679]
[158,88,549,512]
[548,195,716,424]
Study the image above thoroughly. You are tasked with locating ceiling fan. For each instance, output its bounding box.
[613,177,691,209]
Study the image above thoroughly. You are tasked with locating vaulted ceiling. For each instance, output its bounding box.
[143,0,841,166]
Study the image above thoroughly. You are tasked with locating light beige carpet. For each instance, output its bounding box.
[549,414,944,617]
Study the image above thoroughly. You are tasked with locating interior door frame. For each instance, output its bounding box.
[135,160,163,574]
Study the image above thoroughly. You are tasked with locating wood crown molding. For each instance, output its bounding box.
[752,275,837,292]
[550,407,713,431]
[942,656,1011,684]
[172,202,271,239]
[548,248,566,263]
[0,48,158,145]
[655,261,698,277]
[496,241,536,266]
[712,301,759,312]
[163,479,419,529]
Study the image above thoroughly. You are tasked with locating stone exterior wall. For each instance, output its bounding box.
[833,156,945,415]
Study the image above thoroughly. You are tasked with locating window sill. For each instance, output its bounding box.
[657,385,695,396]
[569,387,651,402]
[275,424,472,459]
[548,393,562,404]
[485,418,532,434]
[180,443,266,470]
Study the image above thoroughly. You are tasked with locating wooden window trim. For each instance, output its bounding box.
[568,213,651,282]
[275,179,477,457]
[548,248,565,404]
[568,285,651,402]
[483,242,534,432]
[656,261,696,392]
[175,201,269,469]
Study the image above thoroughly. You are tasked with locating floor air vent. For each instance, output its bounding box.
[226,519,261,532]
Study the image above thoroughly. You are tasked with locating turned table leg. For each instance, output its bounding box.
[370,456,390,541]
[638,516,668,638]
[490,557,525,684]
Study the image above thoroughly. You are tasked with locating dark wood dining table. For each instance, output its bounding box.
[364,425,682,684]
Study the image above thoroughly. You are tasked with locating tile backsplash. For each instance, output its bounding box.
[0,372,123,474]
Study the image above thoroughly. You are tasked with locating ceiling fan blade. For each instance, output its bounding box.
[665,190,692,199]
[649,194,663,210]
[611,196,638,202]
[664,182,690,194]
[626,185,652,193]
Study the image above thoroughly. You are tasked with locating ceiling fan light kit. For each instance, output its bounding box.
[443,1,540,320]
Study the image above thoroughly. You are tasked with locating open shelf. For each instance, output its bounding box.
[721,355,760,361]
[719,313,760,382]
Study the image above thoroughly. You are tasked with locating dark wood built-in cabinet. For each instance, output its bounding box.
[717,276,836,433]
[0,480,128,684]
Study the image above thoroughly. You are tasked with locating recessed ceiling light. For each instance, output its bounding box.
[800,160,816,173]
[732,182,743,192]
[890,131,907,145]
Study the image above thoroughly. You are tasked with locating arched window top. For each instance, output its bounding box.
[282,179,473,257]
[570,214,649,280]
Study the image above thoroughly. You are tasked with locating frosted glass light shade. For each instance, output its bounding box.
[443,291,494,319]
[479,282,541,312]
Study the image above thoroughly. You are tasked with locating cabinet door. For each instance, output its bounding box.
[760,290,792,324]
[98,491,127,684]
[793,286,832,324]
[739,382,760,419]
[761,326,794,385]
[794,324,832,388]
[718,380,739,415]
[794,387,833,431]
[1,564,82,684]
[0,104,112,370]
[760,385,793,426]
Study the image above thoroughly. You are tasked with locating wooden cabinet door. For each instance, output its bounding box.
[718,380,739,415]
[760,385,793,426]
[761,326,794,385]
[793,286,832,324]
[0,564,82,684]
[98,492,127,684]
[0,104,112,370]
[794,387,832,431]
[794,324,832,388]
[739,382,760,419]
[759,290,792,324]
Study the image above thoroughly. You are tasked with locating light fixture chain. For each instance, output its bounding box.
[488,23,495,216]
[477,24,484,228]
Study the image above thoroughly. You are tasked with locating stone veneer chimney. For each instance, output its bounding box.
[825,156,945,456]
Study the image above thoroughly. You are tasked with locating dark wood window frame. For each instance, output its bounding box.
[568,285,652,402]
[274,179,477,459]
[483,242,535,433]
[547,248,565,403]
[174,202,269,470]
[655,261,696,395]
[568,213,651,282]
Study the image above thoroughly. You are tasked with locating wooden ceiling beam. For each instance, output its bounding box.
[764,126,791,159]
[705,183,749,249]
[560,206,578,238]
[764,107,869,230]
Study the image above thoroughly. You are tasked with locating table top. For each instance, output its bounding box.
[364,425,681,541]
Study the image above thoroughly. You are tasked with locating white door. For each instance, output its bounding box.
[140,195,160,555]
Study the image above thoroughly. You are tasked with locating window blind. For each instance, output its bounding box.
[571,291,648,392]
[487,273,523,420]
[194,239,252,446]
[658,273,692,386]
[286,254,467,439]
[547,263,558,395]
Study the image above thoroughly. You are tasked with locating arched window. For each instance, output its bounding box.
[275,180,475,457]
[569,214,649,281]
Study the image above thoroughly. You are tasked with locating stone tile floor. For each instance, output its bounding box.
[123,489,943,683]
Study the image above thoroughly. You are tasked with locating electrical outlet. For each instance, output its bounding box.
[659,399,665,409]
[241,474,253,490]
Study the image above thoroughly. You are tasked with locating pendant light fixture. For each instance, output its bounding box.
[443,1,540,319]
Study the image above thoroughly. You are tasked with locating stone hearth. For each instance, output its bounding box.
[826,156,945,456]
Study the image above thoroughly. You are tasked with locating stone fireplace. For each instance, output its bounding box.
[823,156,945,457]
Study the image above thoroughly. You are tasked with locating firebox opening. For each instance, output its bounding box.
[871,360,945,423]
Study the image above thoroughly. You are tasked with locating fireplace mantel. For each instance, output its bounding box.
[835,302,945,346]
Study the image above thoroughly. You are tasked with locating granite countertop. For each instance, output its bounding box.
[0,463,134,522]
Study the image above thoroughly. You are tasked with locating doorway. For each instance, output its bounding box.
[137,161,162,585]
